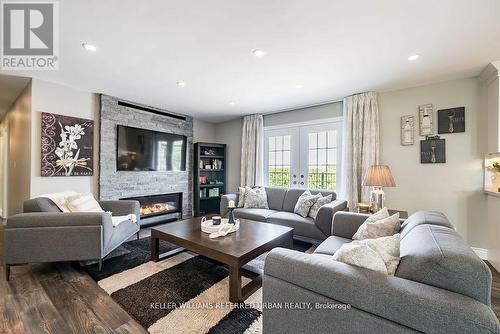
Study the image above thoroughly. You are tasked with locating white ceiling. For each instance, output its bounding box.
[1,0,500,122]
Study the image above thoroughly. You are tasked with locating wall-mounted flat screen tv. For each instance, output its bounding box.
[117,125,187,171]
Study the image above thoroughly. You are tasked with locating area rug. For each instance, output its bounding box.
[82,237,315,334]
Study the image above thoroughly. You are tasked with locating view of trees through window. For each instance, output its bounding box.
[307,131,337,190]
[268,135,291,187]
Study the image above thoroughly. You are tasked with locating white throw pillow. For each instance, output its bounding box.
[333,234,401,275]
[352,210,400,240]
[294,190,321,218]
[237,187,247,208]
[243,187,269,209]
[66,193,104,213]
[36,190,78,212]
[308,194,333,219]
[365,207,389,224]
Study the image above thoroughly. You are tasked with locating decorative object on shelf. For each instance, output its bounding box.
[204,165,212,170]
[41,112,94,177]
[208,188,219,197]
[484,153,500,193]
[200,176,207,184]
[400,115,415,146]
[418,104,434,136]
[212,159,222,169]
[201,148,216,156]
[420,136,446,163]
[362,165,396,212]
[199,160,204,169]
[438,107,465,134]
[200,189,207,198]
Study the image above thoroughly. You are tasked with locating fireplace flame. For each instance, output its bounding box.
[140,203,176,216]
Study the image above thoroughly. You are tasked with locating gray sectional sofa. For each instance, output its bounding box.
[4,198,140,280]
[221,187,348,241]
[263,210,500,334]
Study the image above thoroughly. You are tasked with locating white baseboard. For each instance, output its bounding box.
[472,247,488,260]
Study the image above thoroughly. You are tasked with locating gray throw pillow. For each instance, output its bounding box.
[294,190,321,218]
[243,186,269,209]
[308,194,333,219]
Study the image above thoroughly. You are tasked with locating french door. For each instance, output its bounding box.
[264,120,342,191]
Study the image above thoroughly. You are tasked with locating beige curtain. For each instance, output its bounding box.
[240,114,264,187]
[341,92,380,209]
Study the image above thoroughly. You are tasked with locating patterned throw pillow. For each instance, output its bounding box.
[333,234,401,275]
[352,211,400,240]
[243,187,269,209]
[308,194,333,219]
[65,193,104,213]
[294,190,321,218]
[237,187,247,208]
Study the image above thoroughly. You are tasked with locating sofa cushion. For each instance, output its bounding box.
[400,210,453,239]
[282,188,336,212]
[23,198,63,213]
[264,187,287,211]
[314,236,352,256]
[233,208,278,222]
[396,224,492,305]
[267,211,326,240]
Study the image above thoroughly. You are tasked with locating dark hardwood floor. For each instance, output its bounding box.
[1,223,500,333]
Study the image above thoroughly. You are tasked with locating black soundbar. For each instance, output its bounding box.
[117,101,186,121]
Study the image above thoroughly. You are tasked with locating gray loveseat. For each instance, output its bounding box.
[4,198,140,280]
[263,210,500,334]
[221,187,348,242]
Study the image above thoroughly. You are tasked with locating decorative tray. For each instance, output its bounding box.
[201,217,240,234]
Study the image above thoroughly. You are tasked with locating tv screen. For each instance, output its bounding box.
[117,125,187,171]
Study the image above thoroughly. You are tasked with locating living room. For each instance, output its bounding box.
[1,1,500,333]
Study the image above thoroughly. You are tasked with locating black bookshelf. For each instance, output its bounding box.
[193,142,227,216]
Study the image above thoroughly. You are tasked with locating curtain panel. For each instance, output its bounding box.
[240,114,264,187]
[341,92,380,208]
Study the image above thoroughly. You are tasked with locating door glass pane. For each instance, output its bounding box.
[268,135,291,187]
[307,130,338,190]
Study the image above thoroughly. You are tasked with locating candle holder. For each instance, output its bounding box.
[227,207,235,224]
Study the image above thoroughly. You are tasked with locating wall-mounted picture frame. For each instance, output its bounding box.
[418,104,434,136]
[420,137,446,164]
[438,107,465,134]
[401,115,415,146]
[41,112,94,177]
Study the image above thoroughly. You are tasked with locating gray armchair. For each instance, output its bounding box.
[4,198,140,280]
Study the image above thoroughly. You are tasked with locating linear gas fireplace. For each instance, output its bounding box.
[121,192,183,225]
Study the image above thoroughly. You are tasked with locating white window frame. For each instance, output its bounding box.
[264,117,343,191]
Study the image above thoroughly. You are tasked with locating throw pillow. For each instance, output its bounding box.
[66,193,104,213]
[237,187,247,208]
[36,190,78,212]
[352,211,400,240]
[365,207,390,224]
[243,186,269,209]
[333,234,401,275]
[294,190,321,218]
[308,194,333,219]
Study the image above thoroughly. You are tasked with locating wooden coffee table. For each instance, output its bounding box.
[150,217,293,302]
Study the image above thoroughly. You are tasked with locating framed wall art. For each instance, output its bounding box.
[418,104,434,136]
[420,137,446,164]
[41,112,94,177]
[401,115,415,146]
[438,107,465,134]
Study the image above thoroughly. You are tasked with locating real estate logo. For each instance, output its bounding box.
[1,0,59,70]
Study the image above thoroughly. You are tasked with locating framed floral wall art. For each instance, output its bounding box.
[41,112,94,176]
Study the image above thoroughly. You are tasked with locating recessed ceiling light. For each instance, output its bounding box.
[295,84,303,89]
[229,101,235,106]
[252,49,266,57]
[408,54,420,61]
[177,81,187,87]
[81,43,97,52]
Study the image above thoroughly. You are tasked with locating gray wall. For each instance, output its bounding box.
[214,118,243,193]
[99,95,194,217]
[264,101,342,127]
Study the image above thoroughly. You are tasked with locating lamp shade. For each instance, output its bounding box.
[362,165,396,187]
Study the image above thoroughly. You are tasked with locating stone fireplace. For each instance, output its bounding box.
[121,192,183,224]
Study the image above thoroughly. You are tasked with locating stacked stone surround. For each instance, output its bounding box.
[99,95,193,218]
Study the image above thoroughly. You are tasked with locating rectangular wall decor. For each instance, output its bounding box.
[401,115,415,146]
[418,104,434,136]
[41,112,94,176]
[438,107,465,134]
[420,138,446,164]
